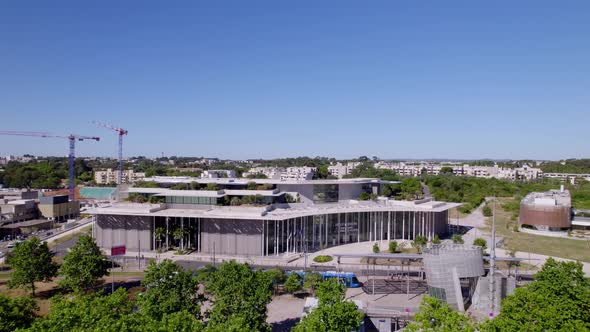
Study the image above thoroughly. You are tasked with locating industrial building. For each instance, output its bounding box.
[88,177,460,256]
[38,195,80,222]
[519,188,572,231]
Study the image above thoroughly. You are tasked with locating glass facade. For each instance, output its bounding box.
[312,184,339,203]
[165,196,219,205]
[147,210,448,256]
[261,210,448,256]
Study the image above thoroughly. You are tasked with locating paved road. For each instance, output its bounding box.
[53,229,90,258]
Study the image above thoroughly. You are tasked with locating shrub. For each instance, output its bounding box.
[313,255,333,263]
[452,234,464,244]
[482,205,493,217]
[412,235,427,254]
[473,238,487,251]
[372,243,380,253]
[388,241,398,253]
[432,234,441,244]
[284,273,302,294]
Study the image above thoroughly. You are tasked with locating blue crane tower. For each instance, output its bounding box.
[0,131,100,201]
[93,121,128,185]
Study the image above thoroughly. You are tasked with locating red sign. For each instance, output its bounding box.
[111,246,126,256]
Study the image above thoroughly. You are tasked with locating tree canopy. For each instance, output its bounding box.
[293,279,364,332]
[481,258,590,331]
[205,261,274,332]
[7,237,58,296]
[138,260,202,320]
[59,235,110,292]
[0,294,38,332]
[406,296,476,332]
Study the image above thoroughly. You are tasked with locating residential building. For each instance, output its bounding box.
[201,170,236,178]
[94,169,146,184]
[243,167,284,179]
[327,162,361,178]
[375,162,543,181]
[281,167,316,181]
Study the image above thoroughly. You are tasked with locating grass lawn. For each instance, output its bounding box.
[483,198,590,263]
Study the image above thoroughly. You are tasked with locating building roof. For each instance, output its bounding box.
[142,176,398,186]
[127,188,284,197]
[87,199,461,221]
[521,189,571,207]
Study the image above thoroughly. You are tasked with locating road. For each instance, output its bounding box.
[52,229,91,258]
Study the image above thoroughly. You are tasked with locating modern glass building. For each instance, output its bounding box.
[90,178,460,257]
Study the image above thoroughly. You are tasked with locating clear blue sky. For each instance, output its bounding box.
[1,1,588,160]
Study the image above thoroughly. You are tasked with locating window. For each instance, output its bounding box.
[313,184,339,203]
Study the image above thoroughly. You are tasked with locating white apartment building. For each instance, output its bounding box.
[94,169,146,185]
[201,170,236,178]
[375,162,543,181]
[243,167,284,179]
[327,162,361,178]
[281,167,316,181]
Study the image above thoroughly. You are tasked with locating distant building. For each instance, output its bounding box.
[0,190,39,224]
[281,167,316,181]
[375,162,543,181]
[94,169,146,184]
[243,167,284,179]
[327,162,361,178]
[519,187,571,231]
[38,195,79,222]
[244,166,316,180]
[201,170,236,178]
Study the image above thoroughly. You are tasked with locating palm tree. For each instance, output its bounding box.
[154,227,165,250]
[173,228,185,250]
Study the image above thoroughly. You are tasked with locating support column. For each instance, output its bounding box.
[387,211,391,242]
[402,212,405,241]
[165,217,169,249]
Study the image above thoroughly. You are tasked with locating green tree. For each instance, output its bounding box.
[205,183,219,191]
[303,272,323,294]
[154,227,166,250]
[372,242,380,253]
[284,273,302,294]
[452,234,464,244]
[473,238,487,251]
[138,260,201,320]
[293,279,364,332]
[7,237,58,296]
[481,258,590,331]
[59,235,110,292]
[440,166,454,175]
[25,288,134,331]
[246,181,257,190]
[206,261,273,332]
[406,296,476,332]
[359,192,371,200]
[0,294,38,332]
[388,241,398,253]
[172,227,185,250]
